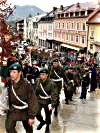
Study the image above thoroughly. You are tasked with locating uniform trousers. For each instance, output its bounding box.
[80,87,87,99]
[36,103,51,125]
[5,116,33,133]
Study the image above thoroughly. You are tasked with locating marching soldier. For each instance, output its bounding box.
[34,67,58,133]
[64,66,74,104]
[31,60,40,85]
[5,63,38,133]
[49,58,68,116]
[73,66,82,94]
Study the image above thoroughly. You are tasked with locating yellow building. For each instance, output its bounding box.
[87,7,100,55]
[53,2,98,52]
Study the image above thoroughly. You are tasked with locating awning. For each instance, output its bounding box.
[60,44,80,51]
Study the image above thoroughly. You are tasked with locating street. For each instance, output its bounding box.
[0,88,100,133]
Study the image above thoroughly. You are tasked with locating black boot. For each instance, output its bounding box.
[54,107,58,117]
[45,124,50,133]
[65,100,69,104]
[37,120,46,130]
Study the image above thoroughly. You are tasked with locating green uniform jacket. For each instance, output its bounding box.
[65,72,74,92]
[35,78,58,107]
[6,78,38,121]
[49,66,68,92]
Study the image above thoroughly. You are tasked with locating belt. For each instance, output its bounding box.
[52,78,64,89]
[12,104,28,110]
[39,95,51,99]
[52,78,63,82]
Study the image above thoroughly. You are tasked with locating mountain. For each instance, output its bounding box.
[8,5,45,21]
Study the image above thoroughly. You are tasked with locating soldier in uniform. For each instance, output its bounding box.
[31,60,40,85]
[34,67,58,133]
[5,63,38,133]
[49,58,67,116]
[73,66,82,94]
[64,66,74,104]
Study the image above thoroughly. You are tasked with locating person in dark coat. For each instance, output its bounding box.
[5,63,38,133]
[80,68,90,103]
[34,67,58,133]
[64,66,74,104]
[90,64,97,92]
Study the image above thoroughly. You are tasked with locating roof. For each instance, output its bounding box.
[65,2,99,12]
[16,19,24,23]
[32,13,47,22]
[87,7,100,23]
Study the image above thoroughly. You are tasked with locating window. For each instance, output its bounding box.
[66,34,68,40]
[77,23,79,30]
[66,23,68,29]
[70,12,74,17]
[62,23,65,28]
[57,14,60,18]
[81,11,85,16]
[75,12,79,17]
[54,23,57,29]
[91,31,94,37]
[58,32,60,38]
[82,36,85,44]
[62,32,64,39]
[48,24,52,30]
[90,44,93,49]
[71,23,74,29]
[59,23,60,28]
[65,13,69,17]
[61,14,64,18]
[71,34,74,41]
[83,23,86,30]
[76,35,78,42]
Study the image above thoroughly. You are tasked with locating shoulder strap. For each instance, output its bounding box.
[12,85,27,105]
[40,83,49,97]
[54,70,61,79]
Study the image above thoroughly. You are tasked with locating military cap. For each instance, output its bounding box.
[9,62,22,71]
[32,60,38,65]
[63,65,69,70]
[52,58,59,62]
[68,66,74,69]
[39,67,48,74]
[84,67,89,71]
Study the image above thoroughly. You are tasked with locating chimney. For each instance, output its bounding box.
[53,7,57,12]
[98,0,100,5]
[60,5,63,10]
[76,2,80,8]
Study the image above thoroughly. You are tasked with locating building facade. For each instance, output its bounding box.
[87,7,100,65]
[23,14,46,45]
[16,19,24,40]
[38,2,99,53]
[38,11,55,49]
[53,2,99,52]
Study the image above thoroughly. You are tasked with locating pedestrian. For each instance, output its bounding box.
[34,67,58,133]
[80,67,90,103]
[5,62,38,133]
[89,64,97,92]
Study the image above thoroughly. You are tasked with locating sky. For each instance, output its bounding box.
[7,0,98,11]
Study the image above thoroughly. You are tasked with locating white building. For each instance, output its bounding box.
[23,13,46,46]
[38,10,56,49]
